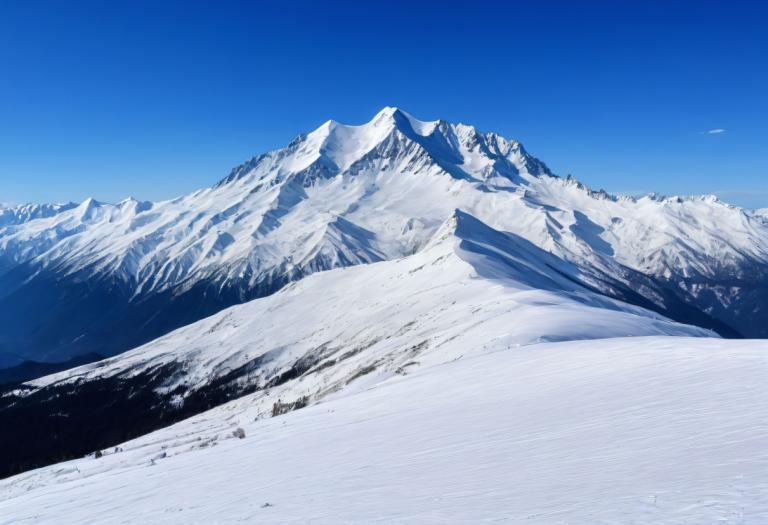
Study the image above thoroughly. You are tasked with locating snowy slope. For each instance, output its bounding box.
[2,108,768,364]
[22,210,710,393]
[0,210,712,477]
[2,336,766,524]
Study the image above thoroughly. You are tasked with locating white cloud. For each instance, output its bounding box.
[703,128,726,135]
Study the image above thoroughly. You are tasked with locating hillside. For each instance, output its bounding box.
[2,336,765,524]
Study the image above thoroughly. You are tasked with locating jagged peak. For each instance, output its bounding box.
[0,201,79,227]
[371,106,440,137]
[214,107,555,189]
[74,197,105,221]
[79,197,101,207]
[558,177,729,207]
[119,197,153,213]
[425,209,498,249]
[637,192,734,208]
[421,209,590,294]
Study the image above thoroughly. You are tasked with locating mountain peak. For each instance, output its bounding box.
[371,106,440,136]
[372,105,411,121]
[372,105,401,119]
[216,108,554,189]
[427,209,518,251]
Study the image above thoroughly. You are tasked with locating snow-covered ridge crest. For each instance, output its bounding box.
[21,207,710,398]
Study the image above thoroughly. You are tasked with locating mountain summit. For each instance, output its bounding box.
[218,105,551,189]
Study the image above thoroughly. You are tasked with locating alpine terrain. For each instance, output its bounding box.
[2,107,767,367]
[0,108,766,523]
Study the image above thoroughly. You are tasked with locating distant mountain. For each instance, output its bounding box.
[1,107,767,367]
[0,202,77,227]
[0,352,102,385]
[0,352,23,369]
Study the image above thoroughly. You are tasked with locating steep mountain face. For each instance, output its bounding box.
[1,107,767,364]
[0,210,712,477]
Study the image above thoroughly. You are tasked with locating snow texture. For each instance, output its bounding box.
[2,337,766,524]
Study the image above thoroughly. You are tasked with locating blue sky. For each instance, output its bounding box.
[1,1,766,207]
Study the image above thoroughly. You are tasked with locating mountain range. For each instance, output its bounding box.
[2,107,768,480]
[2,107,767,369]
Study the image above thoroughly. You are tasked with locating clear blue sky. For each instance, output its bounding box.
[1,1,766,207]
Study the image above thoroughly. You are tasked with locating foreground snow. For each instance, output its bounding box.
[2,336,766,524]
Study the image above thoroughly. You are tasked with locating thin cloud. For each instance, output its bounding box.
[701,128,726,135]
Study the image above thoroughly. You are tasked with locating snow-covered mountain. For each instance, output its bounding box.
[0,202,76,228]
[0,209,711,477]
[3,106,768,512]
[2,107,767,365]
[21,210,714,394]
